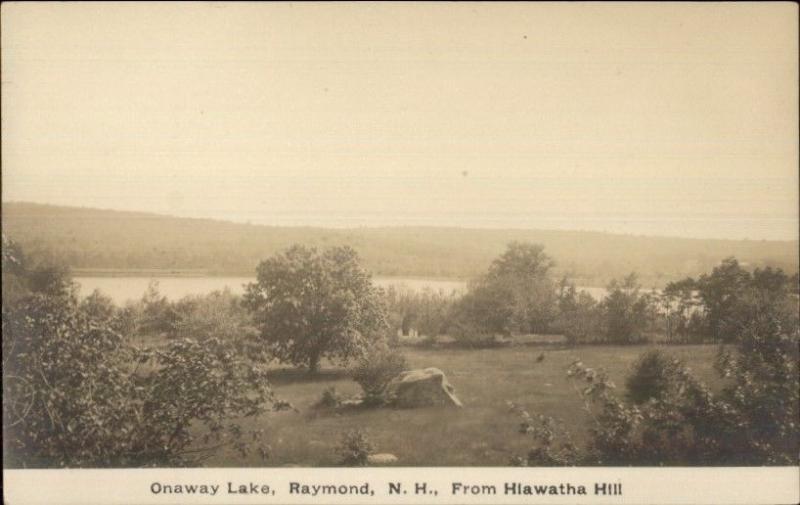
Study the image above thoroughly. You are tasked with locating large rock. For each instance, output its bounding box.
[385,367,463,408]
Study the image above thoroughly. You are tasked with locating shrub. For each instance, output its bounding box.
[1,243,277,467]
[336,429,374,466]
[383,286,457,342]
[170,289,255,342]
[449,320,509,348]
[314,386,343,409]
[2,291,277,467]
[138,281,180,336]
[508,402,579,466]
[625,350,685,404]
[512,318,798,466]
[352,344,408,405]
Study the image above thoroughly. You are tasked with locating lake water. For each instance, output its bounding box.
[74,276,610,305]
[74,276,468,304]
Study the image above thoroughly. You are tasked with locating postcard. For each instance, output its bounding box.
[2,2,798,504]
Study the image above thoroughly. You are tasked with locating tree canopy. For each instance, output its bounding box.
[243,245,387,372]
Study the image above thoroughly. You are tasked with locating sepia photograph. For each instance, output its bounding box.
[2,2,798,504]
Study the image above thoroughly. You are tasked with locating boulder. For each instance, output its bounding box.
[385,367,463,408]
[367,453,399,465]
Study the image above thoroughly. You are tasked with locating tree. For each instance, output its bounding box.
[138,281,180,337]
[487,241,554,281]
[80,289,117,323]
[693,257,751,341]
[453,242,559,340]
[661,278,702,343]
[382,286,455,343]
[2,234,74,305]
[171,289,256,342]
[243,245,387,373]
[600,273,653,343]
[554,283,602,344]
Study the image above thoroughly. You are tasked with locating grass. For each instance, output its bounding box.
[202,343,725,467]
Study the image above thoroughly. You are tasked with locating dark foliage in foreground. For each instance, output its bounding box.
[2,237,275,467]
[511,264,799,466]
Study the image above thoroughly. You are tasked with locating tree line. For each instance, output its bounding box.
[382,242,799,347]
[6,201,798,286]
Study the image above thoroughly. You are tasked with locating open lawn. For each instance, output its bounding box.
[202,344,725,467]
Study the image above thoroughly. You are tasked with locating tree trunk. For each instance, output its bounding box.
[308,353,320,374]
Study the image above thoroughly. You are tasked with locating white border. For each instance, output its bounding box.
[3,467,799,505]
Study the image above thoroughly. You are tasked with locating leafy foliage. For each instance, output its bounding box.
[600,274,654,343]
[382,285,456,342]
[554,282,602,344]
[450,242,559,344]
[510,268,798,465]
[336,429,374,466]
[313,386,343,410]
[2,239,276,467]
[507,402,579,466]
[243,245,387,372]
[625,350,686,404]
[351,344,408,405]
[659,278,704,343]
[664,258,798,343]
[138,281,181,337]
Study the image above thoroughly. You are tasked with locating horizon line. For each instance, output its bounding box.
[2,199,798,244]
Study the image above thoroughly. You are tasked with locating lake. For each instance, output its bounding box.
[74,276,611,305]
[74,276,468,304]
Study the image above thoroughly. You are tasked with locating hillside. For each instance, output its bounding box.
[2,202,797,287]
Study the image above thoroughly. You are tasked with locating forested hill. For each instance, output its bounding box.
[2,202,797,287]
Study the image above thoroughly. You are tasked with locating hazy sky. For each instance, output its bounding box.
[2,3,798,240]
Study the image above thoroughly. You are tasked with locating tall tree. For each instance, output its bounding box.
[453,242,558,337]
[694,257,752,341]
[601,273,653,343]
[487,242,558,334]
[243,245,387,372]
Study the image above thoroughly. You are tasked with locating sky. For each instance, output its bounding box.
[2,3,798,240]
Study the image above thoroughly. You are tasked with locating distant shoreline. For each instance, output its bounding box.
[71,269,472,283]
[72,268,218,278]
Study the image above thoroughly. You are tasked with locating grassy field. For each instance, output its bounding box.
[203,344,725,467]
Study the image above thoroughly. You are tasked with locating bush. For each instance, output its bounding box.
[314,387,343,409]
[508,402,579,466]
[351,344,408,405]
[2,243,277,467]
[625,350,685,404]
[512,327,798,466]
[2,291,277,467]
[449,319,509,348]
[512,272,799,466]
[382,286,457,342]
[336,429,374,466]
[138,281,180,337]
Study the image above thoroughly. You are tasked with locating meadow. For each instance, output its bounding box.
[203,343,724,467]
